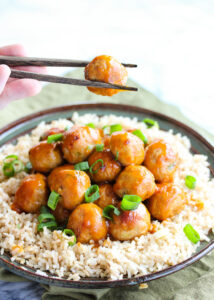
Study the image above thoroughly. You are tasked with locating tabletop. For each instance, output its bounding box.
[0,0,214,299]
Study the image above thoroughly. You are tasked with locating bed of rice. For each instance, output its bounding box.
[0,112,214,281]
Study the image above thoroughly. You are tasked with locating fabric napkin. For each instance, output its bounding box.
[0,69,213,299]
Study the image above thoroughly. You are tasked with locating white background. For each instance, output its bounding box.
[0,0,214,135]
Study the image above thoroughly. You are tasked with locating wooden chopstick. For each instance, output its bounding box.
[10,70,138,91]
[0,56,137,68]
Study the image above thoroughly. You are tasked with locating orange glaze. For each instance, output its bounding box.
[94,183,118,209]
[144,139,178,182]
[110,131,145,166]
[85,55,128,96]
[88,149,121,183]
[67,203,108,243]
[146,183,186,221]
[12,174,48,213]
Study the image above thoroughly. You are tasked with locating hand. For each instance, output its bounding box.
[0,44,46,109]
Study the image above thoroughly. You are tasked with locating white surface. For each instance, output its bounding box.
[1,0,214,133]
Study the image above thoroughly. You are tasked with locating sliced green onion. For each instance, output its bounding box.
[3,154,18,164]
[121,195,142,211]
[103,205,120,220]
[74,161,89,171]
[143,118,159,128]
[38,213,55,224]
[132,129,148,145]
[87,145,94,151]
[183,224,200,244]
[89,159,104,174]
[40,206,50,214]
[115,151,119,161]
[37,220,58,232]
[86,123,95,129]
[24,162,33,173]
[3,163,15,177]
[68,239,77,246]
[185,175,196,189]
[85,185,100,203]
[96,144,104,152]
[63,229,77,246]
[102,125,110,135]
[17,224,21,229]
[12,160,24,173]
[47,133,63,143]
[47,191,60,210]
[110,124,122,134]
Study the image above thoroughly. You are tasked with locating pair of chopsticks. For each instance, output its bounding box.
[0,56,138,91]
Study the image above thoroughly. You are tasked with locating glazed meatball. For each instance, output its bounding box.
[102,135,111,149]
[12,174,48,213]
[113,165,156,201]
[88,149,121,183]
[144,140,177,182]
[146,183,186,221]
[48,169,90,210]
[48,164,74,187]
[110,131,145,166]
[52,201,70,225]
[40,127,65,141]
[85,55,128,96]
[67,203,108,243]
[94,183,118,209]
[109,202,151,241]
[62,126,102,164]
[29,141,63,173]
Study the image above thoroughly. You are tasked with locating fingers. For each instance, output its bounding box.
[0,44,27,56]
[0,79,41,109]
[0,65,11,94]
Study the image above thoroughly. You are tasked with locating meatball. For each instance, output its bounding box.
[12,174,48,213]
[110,131,145,166]
[48,169,90,210]
[40,127,65,141]
[102,135,111,149]
[146,183,186,221]
[62,126,102,164]
[144,140,177,182]
[88,149,121,183]
[113,165,156,201]
[94,183,118,209]
[29,141,63,173]
[48,164,74,187]
[52,201,70,225]
[85,55,128,96]
[67,203,108,243]
[109,202,151,241]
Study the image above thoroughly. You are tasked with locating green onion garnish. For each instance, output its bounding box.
[85,185,100,203]
[24,162,32,173]
[40,206,50,214]
[89,159,104,174]
[3,163,15,177]
[38,213,55,224]
[96,144,104,152]
[103,205,120,220]
[63,229,77,246]
[3,154,18,164]
[185,175,196,189]
[102,125,110,135]
[132,129,148,145]
[12,160,24,173]
[17,224,21,229]
[183,224,200,244]
[110,124,122,134]
[87,145,94,151]
[47,191,60,210]
[86,123,95,129]
[121,195,142,211]
[115,151,119,161]
[143,118,159,128]
[74,161,89,171]
[47,133,63,143]
[37,221,58,232]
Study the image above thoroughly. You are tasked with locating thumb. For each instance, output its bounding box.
[0,65,11,95]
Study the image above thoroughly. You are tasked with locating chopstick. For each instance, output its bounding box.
[10,70,138,91]
[0,56,137,68]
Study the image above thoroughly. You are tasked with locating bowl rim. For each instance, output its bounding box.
[0,102,213,289]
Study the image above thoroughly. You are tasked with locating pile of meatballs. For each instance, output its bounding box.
[12,124,186,244]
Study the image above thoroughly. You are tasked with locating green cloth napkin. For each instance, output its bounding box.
[0,69,214,299]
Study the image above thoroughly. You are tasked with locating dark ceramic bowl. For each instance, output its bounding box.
[0,103,214,288]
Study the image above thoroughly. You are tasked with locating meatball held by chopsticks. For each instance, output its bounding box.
[85,55,128,96]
